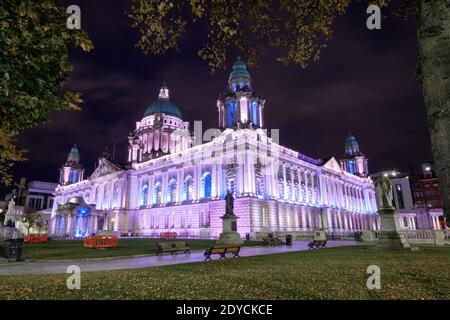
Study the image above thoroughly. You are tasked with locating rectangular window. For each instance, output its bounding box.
[262,207,268,228]
[396,184,405,209]
[403,217,409,229]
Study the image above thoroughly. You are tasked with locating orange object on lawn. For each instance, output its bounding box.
[24,234,48,244]
[160,232,177,239]
[84,236,118,249]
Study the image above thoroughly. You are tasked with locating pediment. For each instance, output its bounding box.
[321,157,344,174]
[89,158,123,179]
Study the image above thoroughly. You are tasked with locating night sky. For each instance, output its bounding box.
[9,1,431,192]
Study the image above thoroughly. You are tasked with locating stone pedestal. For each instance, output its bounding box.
[361,230,375,242]
[313,230,326,241]
[377,208,410,249]
[435,230,445,246]
[216,214,243,245]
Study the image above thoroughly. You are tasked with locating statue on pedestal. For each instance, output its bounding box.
[217,190,243,245]
[374,174,394,209]
[375,173,410,249]
[225,190,234,216]
[7,198,15,215]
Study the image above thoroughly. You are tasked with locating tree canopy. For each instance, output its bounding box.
[128,0,418,73]
[0,0,93,185]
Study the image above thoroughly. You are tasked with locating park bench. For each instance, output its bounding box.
[307,240,327,249]
[262,237,283,247]
[204,245,241,261]
[156,241,191,256]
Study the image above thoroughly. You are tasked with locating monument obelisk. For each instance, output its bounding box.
[217,191,243,245]
[375,173,410,249]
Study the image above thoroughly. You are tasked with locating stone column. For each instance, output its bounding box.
[282,164,287,200]
[304,170,310,204]
[217,163,223,199]
[298,168,303,203]
[211,164,217,199]
[161,171,168,205]
[310,172,316,204]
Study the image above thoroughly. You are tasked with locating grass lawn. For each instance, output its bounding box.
[21,238,263,260]
[1,246,449,299]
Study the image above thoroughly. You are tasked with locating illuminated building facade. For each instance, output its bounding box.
[51,58,379,238]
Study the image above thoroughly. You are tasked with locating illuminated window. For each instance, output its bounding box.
[227,102,234,127]
[184,176,194,201]
[252,101,258,126]
[202,172,212,198]
[153,182,162,205]
[141,184,148,206]
[71,170,78,183]
[167,179,177,203]
[226,178,236,197]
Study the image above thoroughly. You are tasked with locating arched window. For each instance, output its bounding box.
[184,176,194,201]
[202,172,212,198]
[141,184,148,206]
[226,177,236,198]
[167,179,177,203]
[153,182,162,205]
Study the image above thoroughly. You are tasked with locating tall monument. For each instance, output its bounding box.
[216,191,243,245]
[375,173,410,249]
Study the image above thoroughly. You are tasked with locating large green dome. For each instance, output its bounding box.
[144,99,183,119]
[144,85,183,119]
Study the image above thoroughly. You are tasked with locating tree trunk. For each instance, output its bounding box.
[418,0,450,227]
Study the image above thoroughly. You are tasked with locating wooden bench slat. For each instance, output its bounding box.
[204,245,241,261]
[156,241,191,255]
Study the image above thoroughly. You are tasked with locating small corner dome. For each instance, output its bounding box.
[144,85,183,119]
[68,144,80,159]
[229,56,251,83]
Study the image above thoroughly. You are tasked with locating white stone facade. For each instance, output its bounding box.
[50,59,379,238]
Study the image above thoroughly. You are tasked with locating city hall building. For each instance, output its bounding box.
[50,58,379,238]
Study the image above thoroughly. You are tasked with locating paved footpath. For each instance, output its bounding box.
[0,240,359,275]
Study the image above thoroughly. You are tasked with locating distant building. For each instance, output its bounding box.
[371,163,445,231]
[2,178,57,233]
[411,162,444,209]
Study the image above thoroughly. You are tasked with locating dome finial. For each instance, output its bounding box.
[158,83,169,99]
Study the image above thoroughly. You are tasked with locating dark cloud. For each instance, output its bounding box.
[7,1,431,193]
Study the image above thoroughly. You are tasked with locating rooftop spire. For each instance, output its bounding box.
[158,83,169,100]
